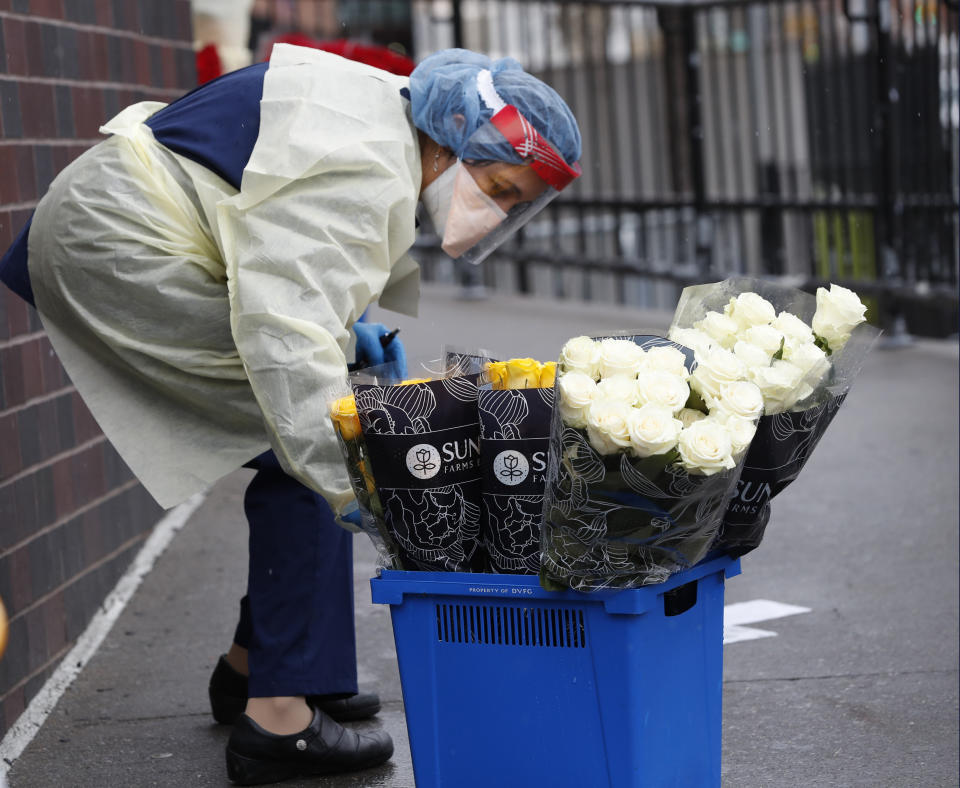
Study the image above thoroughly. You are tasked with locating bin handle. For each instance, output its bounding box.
[664,581,698,616]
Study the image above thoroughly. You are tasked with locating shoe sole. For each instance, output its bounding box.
[226,749,298,786]
[225,747,392,785]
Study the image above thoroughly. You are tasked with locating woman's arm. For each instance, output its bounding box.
[217,139,418,512]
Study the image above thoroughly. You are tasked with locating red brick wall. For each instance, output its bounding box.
[0,0,196,738]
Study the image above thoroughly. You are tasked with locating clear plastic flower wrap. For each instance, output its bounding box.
[478,358,556,574]
[540,334,756,591]
[327,380,402,569]
[668,277,881,557]
[350,359,485,572]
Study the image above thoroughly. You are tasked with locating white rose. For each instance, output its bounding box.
[784,341,831,390]
[695,311,740,349]
[708,380,765,421]
[724,292,776,330]
[677,407,707,429]
[722,414,758,459]
[678,419,736,476]
[585,400,633,455]
[597,338,645,379]
[749,360,806,414]
[557,371,597,428]
[635,370,690,413]
[812,284,867,353]
[733,340,773,369]
[772,311,815,351]
[559,336,601,378]
[787,382,815,409]
[596,376,639,406]
[688,347,748,401]
[628,404,683,458]
[668,327,715,358]
[742,324,785,356]
[641,345,690,380]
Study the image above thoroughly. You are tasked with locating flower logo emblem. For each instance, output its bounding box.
[406,443,441,480]
[493,450,529,486]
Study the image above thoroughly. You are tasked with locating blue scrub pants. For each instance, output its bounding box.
[232,451,359,699]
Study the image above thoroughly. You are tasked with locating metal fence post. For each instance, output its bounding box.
[681,7,712,279]
[872,0,910,341]
[451,0,464,49]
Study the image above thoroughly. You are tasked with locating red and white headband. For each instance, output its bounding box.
[476,69,582,191]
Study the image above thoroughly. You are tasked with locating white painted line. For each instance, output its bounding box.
[724,599,812,627]
[0,493,207,776]
[723,624,778,644]
[723,599,812,645]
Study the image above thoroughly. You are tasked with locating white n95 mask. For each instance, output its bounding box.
[421,160,458,237]
[440,164,508,259]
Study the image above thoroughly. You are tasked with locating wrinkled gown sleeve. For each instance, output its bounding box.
[216,48,421,514]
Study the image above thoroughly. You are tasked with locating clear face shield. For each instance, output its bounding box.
[424,71,582,266]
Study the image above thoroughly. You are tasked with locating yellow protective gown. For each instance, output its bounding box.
[27,45,422,512]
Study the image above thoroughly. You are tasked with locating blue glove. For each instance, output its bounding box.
[384,333,407,379]
[352,321,407,378]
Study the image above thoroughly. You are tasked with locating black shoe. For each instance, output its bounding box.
[225,707,393,785]
[209,656,382,725]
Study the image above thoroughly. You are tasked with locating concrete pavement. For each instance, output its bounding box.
[6,284,959,787]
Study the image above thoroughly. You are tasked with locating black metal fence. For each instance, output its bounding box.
[258,0,959,332]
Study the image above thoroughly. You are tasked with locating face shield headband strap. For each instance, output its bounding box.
[476,69,582,192]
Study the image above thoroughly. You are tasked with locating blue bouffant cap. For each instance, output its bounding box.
[408,48,581,167]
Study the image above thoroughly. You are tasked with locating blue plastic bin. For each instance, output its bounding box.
[370,555,740,788]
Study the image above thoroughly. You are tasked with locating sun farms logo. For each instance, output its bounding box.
[405,438,479,480]
[492,449,547,487]
[727,480,773,515]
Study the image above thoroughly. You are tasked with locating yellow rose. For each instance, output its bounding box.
[539,361,557,388]
[399,377,432,386]
[505,358,542,389]
[486,362,508,390]
[329,395,362,441]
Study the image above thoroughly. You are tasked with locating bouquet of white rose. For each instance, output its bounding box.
[668,277,880,557]
[540,334,761,591]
